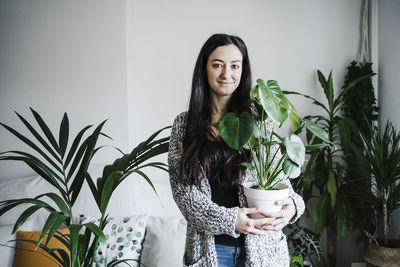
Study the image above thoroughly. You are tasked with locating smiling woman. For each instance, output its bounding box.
[206,44,243,98]
[168,33,304,267]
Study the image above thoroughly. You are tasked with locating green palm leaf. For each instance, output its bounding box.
[30,107,60,153]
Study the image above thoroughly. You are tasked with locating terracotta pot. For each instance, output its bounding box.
[243,182,289,219]
[364,243,400,267]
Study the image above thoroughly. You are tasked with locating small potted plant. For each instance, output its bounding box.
[214,79,331,215]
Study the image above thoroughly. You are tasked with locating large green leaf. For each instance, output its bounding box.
[13,205,42,233]
[1,198,55,222]
[283,159,301,178]
[64,125,92,169]
[327,171,337,208]
[303,119,331,144]
[267,80,301,132]
[71,120,107,205]
[257,79,288,125]
[36,193,71,217]
[218,112,255,151]
[100,171,122,213]
[84,222,106,243]
[282,134,305,166]
[36,211,61,249]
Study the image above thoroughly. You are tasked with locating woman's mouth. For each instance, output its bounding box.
[218,81,234,86]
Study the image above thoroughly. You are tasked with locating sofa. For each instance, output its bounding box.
[0,165,187,267]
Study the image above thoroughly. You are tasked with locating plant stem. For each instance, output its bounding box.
[90,212,105,267]
[383,188,389,246]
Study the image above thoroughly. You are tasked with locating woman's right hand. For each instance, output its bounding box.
[234,207,269,235]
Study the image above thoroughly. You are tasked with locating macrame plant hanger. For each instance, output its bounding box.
[359,0,371,64]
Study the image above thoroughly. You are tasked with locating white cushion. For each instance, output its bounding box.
[0,220,34,267]
[80,214,147,267]
[140,216,187,267]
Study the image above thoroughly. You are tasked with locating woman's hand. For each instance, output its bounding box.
[235,207,270,235]
[260,197,296,231]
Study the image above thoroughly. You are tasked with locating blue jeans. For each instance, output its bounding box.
[215,244,246,267]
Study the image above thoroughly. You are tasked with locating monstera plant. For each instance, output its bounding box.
[0,108,170,267]
[214,79,330,214]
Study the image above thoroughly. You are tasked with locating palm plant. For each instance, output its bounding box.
[285,70,373,266]
[357,121,400,247]
[0,108,170,267]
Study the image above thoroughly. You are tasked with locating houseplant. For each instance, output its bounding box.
[284,70,374,266]
[0,108,170,267]
[340,61,378,246]
[356,121,400,266]
[214,79,331,214]
[286,225,322,267]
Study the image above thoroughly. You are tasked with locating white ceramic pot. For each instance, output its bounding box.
[243,182,289,218]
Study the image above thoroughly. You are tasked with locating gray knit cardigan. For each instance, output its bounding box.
[168,112,305,267]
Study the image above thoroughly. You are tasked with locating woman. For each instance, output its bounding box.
[168,33,305,267]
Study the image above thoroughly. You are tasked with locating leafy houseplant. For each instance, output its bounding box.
[285,70,374,267]
[0,108,170,267]
[358,121,400,266]
[214,79,330,213]
[286,225,322,267]
[340,61,379,246]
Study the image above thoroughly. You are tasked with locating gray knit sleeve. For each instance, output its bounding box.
[168,112,240,237]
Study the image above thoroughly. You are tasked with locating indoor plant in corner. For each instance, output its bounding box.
[356,121,400,266]
[0,108,170,267]
[214,79,331,216]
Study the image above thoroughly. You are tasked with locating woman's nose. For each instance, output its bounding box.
[221,66,231,78]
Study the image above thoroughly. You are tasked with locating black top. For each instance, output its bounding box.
[201,139,244,247]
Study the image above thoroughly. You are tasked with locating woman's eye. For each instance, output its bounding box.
[212,64,222,68]
[232,64,240,69]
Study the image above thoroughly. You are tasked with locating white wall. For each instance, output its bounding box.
[0,0,129,179]
[127,0,363,147]
[379,0,400,241]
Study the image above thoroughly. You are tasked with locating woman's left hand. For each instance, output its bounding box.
[259,197,296,231]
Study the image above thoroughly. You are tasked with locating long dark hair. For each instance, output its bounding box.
[179,33,252,186]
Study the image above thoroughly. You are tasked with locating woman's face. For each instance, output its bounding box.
[206,44,243,98]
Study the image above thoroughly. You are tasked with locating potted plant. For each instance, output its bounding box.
[355,121,400,266]
[284,70,374,266]
[214,79,331,215]
[0,108,170,267]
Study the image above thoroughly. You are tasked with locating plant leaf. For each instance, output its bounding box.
[218,112,255,151]
[59,113,69,159]
[257,79,288,125]
[84,222,106,243]
[30,107,60,153]
[315,192,329,235]
[305,143,331,152]
[13,205,42,233]
[283,159,301,178]
[303,119,332,144]
[327,171,337,208]
[283,134,305,166]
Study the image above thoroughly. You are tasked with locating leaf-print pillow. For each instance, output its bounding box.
[80,214,147,267]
